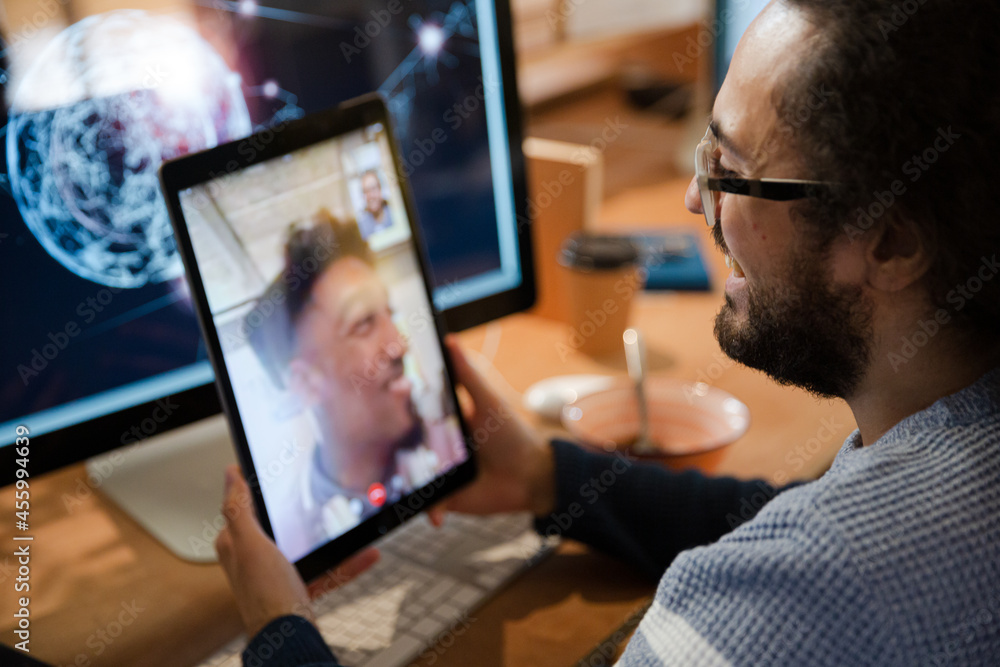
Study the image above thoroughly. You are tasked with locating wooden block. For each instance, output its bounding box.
[523,137,603,324]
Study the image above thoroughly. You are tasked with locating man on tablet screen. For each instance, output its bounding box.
[251,211,462,555]
[356,169,393,239]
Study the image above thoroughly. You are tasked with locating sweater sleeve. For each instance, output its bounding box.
[242,615,343,667]
[534,440,802,580]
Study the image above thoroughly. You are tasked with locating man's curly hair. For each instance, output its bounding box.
[248,209,373,387]
[774,0,1000,338]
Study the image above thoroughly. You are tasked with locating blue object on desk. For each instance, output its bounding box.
[636,231,713,292]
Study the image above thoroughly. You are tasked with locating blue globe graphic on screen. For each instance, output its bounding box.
[6,10,252,288]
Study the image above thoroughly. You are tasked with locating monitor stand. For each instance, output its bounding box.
[85,414,237,563]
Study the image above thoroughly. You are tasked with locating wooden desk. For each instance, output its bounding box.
[0,178,856,667]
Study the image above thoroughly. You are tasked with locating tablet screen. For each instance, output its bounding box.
[175,119,469,563]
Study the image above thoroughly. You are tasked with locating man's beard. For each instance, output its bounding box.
[712,227,874,400]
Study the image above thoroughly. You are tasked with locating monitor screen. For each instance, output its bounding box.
[0,0,530,468]
[714,0,770,94]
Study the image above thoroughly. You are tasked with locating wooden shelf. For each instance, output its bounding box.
[515,24,705,109]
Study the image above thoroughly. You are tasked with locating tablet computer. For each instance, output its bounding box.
[159,94,475,581]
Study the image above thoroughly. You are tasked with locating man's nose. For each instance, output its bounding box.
[684,175,703,214]
[383,317,408,358]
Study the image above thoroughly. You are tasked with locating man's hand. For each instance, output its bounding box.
[428,337,556,526]
[215,466,379,638]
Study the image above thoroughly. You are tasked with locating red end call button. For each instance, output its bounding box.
[367,483,387,507]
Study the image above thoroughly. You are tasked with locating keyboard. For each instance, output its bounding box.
[200,512,557,667]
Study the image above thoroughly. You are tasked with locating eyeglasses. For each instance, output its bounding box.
[694,126,830,228]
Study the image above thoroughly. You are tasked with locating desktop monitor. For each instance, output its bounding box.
[713,0,770,96]
[0,0,532,556]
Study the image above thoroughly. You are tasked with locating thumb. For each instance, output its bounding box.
[427,504,449,528]
[445,336,498,413]
[222,465,261,538]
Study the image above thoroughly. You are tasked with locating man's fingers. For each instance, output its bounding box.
[308,548,381,599]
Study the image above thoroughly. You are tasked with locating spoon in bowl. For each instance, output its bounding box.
[623,328,655,455]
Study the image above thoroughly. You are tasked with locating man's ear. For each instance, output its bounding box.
[863,216,933,293]
[288,357,322,407]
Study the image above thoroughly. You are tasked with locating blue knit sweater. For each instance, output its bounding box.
[618,366,1000,666]
[242,367,1000,666]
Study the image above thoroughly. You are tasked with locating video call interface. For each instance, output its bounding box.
[0,0,519,445]
[178,123,469,561]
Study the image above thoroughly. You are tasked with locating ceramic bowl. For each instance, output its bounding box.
[561,377,750,468]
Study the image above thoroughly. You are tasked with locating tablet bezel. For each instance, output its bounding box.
[160,94,477,581]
